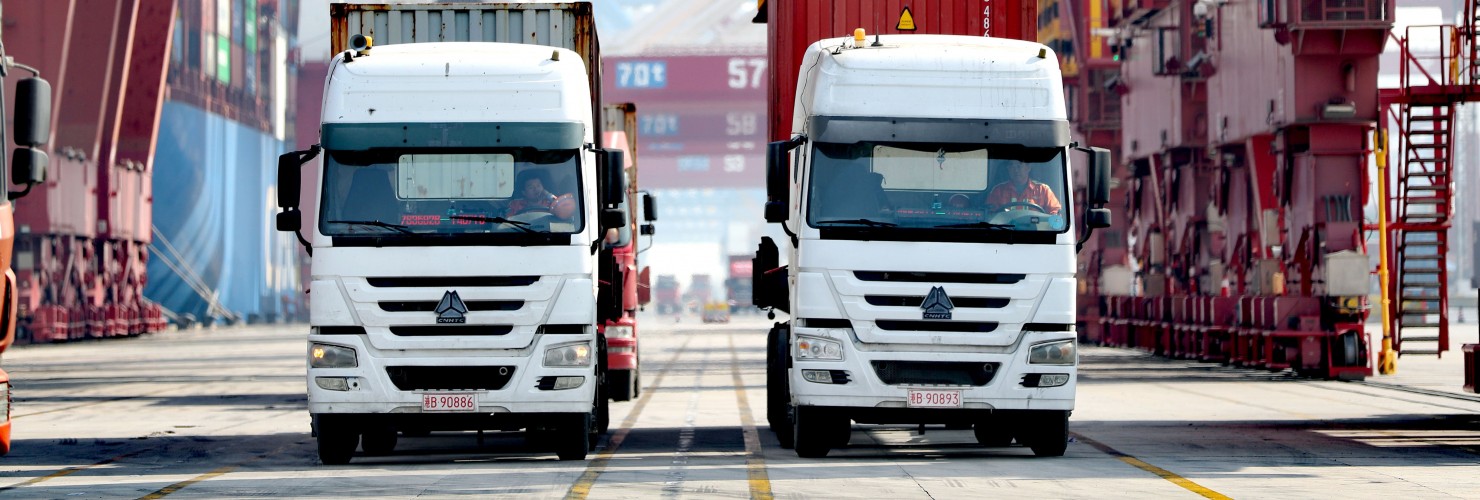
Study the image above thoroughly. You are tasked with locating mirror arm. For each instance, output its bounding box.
[295,229,313,257]
[8,183,33,201]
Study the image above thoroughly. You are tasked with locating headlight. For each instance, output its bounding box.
[796,335,844,361]
[544,342,593,367]
[310,343,358,368]
[1028,340,1076,365]
[606,325,634,339]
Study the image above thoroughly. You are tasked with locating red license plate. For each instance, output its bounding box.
[907,389,962,408]
[421,393,478,412]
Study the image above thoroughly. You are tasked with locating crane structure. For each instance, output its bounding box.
[2,0,175,341]
[1057,0,1395,380]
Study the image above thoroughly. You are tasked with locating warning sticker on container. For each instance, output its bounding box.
[897,7,917,31]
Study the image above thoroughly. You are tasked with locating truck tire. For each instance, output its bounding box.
[316,417,359,465]
[360,428,398,456]
[973,419,1014,447]
[1022,410,1069,457]
[609,369,635,402]
[793,405,842,458]
[769,323,793,449]
[556,413,591,461]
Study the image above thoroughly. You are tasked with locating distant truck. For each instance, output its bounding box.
[684,274,713,313]
[725,254,754,314]
[754,1,1111,458]
[276,2,628,464]
[599,103,657,402]
[0,4,53,454]
[654,275,680,314]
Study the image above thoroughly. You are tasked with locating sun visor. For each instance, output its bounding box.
[323,122,584,150]
[810,116,1070,148]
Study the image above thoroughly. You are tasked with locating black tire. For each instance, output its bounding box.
[776,404,795,449]
[973,421,1014,447]
[1022,410,1069,457]
[633,368,641,398]
[556,413,591,461]
[793,406,839,458]
[360,428,398,456]
[316,417,359,465]
[609,369,635,402]
[766,324,790,434]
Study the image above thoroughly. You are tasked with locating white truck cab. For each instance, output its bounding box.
[756,34,1111,458]
[276,38,626,464]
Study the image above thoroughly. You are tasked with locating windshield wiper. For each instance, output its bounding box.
[447,215,538,234]
[934,221,1014,229]
[816,218,897,227]
[327,219,412,234]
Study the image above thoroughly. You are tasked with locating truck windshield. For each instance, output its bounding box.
[319,148,584,237]
[806,142,1069,234]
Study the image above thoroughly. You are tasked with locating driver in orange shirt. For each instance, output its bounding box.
[985,162,1062,215]
[507,170,576,219]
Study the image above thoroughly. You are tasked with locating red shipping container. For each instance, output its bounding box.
[761,0,1038,142]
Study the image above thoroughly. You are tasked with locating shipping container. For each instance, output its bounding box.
[760,0,1037,142]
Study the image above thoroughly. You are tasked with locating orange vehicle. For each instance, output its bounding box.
[0,29,54,454]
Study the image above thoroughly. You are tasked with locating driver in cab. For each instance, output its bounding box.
[507,170,576,219]
[985,162,1061,215]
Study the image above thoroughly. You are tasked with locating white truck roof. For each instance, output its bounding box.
[799,34,1066,122]
[323,42,592,127]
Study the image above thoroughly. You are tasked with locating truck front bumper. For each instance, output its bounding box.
[788,328,1076,416]
[306,333,596,416]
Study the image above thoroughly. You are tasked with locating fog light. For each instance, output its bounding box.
[802,370,837,384]
[606,325,634,338]
[610,346,635,354]
[1039,373,1071,387]
[315,376,351,391]
[540,376,584,390]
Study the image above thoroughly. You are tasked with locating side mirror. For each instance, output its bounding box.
[601,208,626,230]
[1087,208,1111,229]
[765,140,790,210]
[277,153,302,209]
[599,149,627,208]
[14,77,52,147]
[276,209,303,232]
[1090,147,1111,205]
[11,148,48,186]
[640,223,656,236]
[764,201,787,223]
[641,191,657,221]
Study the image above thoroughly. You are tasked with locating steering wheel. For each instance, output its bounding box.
[996,201,1047,213]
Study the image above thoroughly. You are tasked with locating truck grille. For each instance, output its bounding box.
[875,320,998,333]
[386,366,516,391]
[864,295,1009,309]
[390,326,513,337]
[367,276,539,287]
[871,361,999,386]
[379,300,523,312]
[854,271,1023,284]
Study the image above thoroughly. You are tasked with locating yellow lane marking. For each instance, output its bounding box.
[1073,433,1231,500]
[728,333,774,500]
[136,440,304,499]
[564,335,695,500]
[0,449,146,493]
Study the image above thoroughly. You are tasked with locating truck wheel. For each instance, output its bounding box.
[766,324,789,434]
[360,428,398,456]
[1022,410,1069,457]
[316,419,359,465]
[609,369,635,402]
[556,413,591,461]
[792,406,838,458]
[593,387,610,444]
[973,420,1014,447]
[633,368,641,398]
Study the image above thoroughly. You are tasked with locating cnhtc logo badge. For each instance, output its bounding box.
[435,291,468,324]
[920,286,954,320]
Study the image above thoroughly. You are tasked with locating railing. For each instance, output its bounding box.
[1261,0,1393,29]
[1394,26,1472,91]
